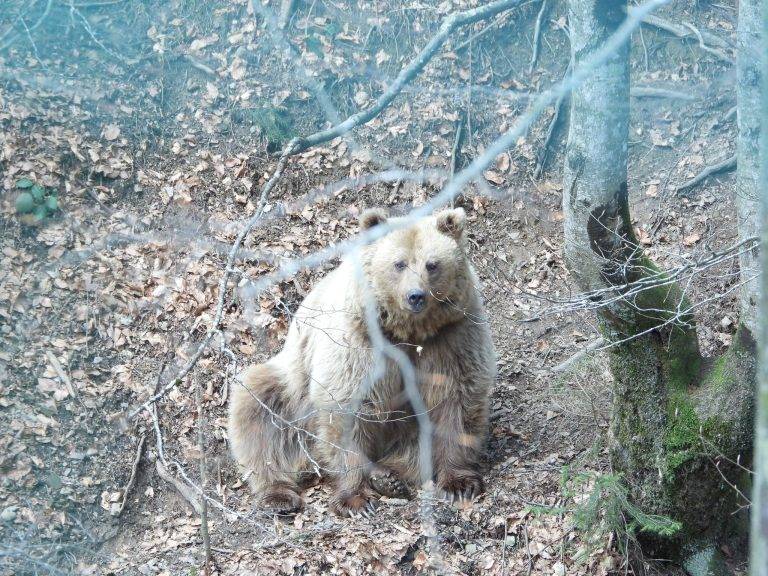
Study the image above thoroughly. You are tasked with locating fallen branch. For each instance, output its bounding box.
[551,338,605,373]
[529,0,549,73]
[631,85,697,101]
[184,54,216,76]
[196,373,212,573]
[682,21,731,63]
[676,154,736,195]
[641,14,732,62]
[115,435,146,516]
[156,459,203,515]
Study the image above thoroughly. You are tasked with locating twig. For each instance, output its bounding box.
[115,435,146,516]
[551,338,605,373]
[675,154,736,195]
[449,112,465,208]
[196,374,212,574]
[534,63,570,179]
[523,523,532,576]
[501,520,509,576]
[184,54,216,76]
[641,13,733,62]
[71,5,127,63]
[638,22,649,71]
[529,0,548,73]
[454,10,513,52]
[45,351,78,399]
[0,0,53,53]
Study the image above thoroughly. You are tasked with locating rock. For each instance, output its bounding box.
[1,506,17,522]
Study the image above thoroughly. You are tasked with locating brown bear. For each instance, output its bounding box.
[228,207,496,516]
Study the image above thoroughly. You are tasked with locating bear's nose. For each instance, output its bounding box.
[406,289,426,312]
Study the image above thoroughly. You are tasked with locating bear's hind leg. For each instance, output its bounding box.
[228,363,307,514]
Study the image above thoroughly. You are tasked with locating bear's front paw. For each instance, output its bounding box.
[330,491,378,518]
[370,470,412,499]
[262,486,304,516]
[438,470,483,504]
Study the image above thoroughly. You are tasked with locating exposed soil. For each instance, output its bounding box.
[0,0,747,574]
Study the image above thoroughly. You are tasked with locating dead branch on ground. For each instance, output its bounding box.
[529,0,549,73]
[551,338,606,373]
[115,434,146,516]
[676,154,736,195]
[196,373,212,573]
[631,85,697,101]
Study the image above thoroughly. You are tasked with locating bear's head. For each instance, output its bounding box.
[359,207,473,340]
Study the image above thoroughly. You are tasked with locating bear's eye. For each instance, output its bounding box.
[394,260,407,272]
[425,261,439,273]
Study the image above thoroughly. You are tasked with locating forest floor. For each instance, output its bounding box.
[0,0,748,574]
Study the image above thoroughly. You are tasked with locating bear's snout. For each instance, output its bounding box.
[406,289,427,313]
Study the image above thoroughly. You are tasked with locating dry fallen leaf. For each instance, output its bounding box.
[683,232,702,247]
[103,124,121,141]
[484,170,505,185]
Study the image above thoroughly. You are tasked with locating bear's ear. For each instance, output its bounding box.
[436,207,466,240]
[359,207,388,230]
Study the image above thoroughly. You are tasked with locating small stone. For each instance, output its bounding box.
[552,561,566,576]
[720,316,733,329]
[1,506,17,522]
[465,543,477,554]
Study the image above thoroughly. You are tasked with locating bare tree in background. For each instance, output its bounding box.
[564,0,758,573]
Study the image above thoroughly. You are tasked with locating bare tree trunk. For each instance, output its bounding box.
[737,0,762,339]
[563,1,755,573]
[750,2,768,574]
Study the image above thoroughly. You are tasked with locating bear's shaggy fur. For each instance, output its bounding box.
[228,207,496,516]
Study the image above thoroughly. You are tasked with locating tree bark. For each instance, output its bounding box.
[563,1,756,573]
[750,1,768,574]
[736,0,761,338]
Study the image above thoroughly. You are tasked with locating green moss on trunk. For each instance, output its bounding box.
[605,314,755,562]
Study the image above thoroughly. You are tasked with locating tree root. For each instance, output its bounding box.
[641,14,733,63]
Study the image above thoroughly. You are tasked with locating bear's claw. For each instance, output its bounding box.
[438,471,483,505]
[331,491,378,518]
[370,471,412,499]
